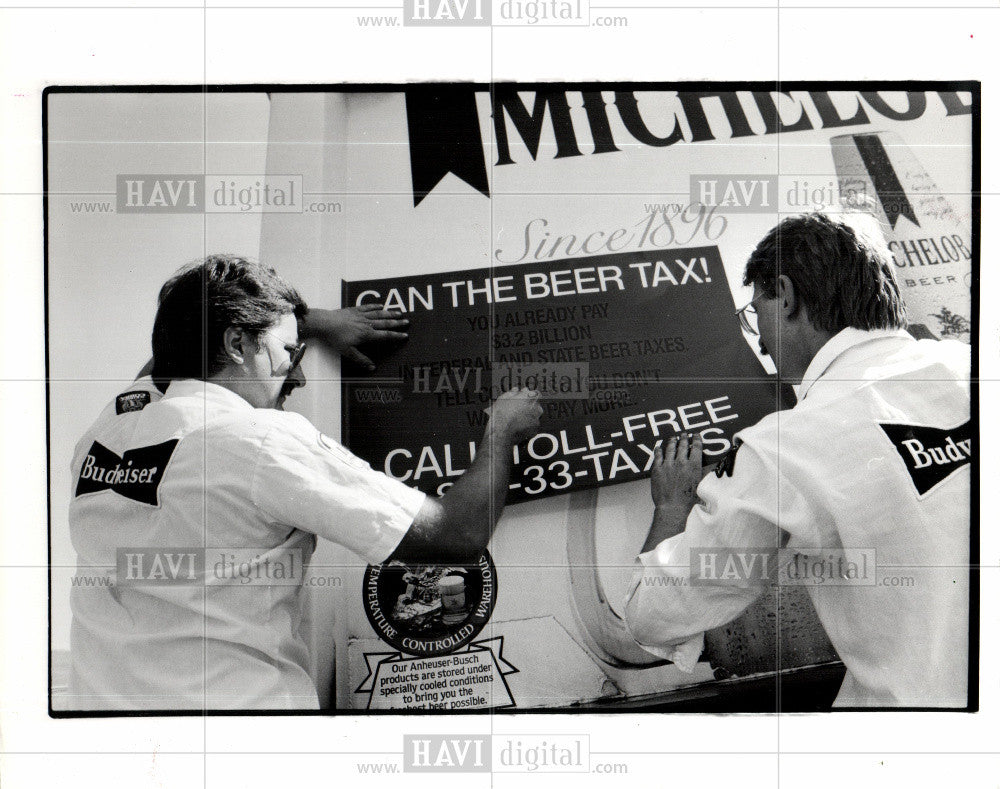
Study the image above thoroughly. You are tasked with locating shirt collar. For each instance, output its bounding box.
[162,378,254,412]
[793,327,914,401]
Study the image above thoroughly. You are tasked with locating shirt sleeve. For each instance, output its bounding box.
[623,435,818,660]
[249,421,426,564]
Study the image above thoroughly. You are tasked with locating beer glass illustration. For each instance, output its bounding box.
[439,573,468,625]
[832,130,972,342]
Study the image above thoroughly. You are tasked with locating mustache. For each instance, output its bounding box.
[279,377,297,399]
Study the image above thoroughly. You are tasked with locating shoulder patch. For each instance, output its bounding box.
[714,437,743,478]
[878,420,972,497]
[116,390,152,414]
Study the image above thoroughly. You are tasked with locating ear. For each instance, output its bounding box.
[776,274,799,320]
[222,326,249,365]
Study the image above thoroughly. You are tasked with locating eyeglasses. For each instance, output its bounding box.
[264,332,307,371]
[734,295,764,336]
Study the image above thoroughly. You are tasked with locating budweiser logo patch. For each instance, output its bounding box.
[878,420,972,497]
[75,439,179,505]
[116,390,152,414]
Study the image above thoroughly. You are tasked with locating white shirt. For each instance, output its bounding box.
[69,378,425,710]
[624,329,971,707]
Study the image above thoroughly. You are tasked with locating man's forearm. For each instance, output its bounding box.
[297,307,325,340]
[641,503,691,554]
[435,425,516,556]
[389,426,518,565]
[389,388,540,565]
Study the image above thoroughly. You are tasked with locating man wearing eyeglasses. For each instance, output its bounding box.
[623,212,972,708]
[68,255,542,710]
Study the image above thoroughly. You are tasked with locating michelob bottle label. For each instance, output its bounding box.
[832,130,972,342]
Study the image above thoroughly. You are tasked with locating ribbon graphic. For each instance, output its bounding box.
[405,86,490,207]
[355,636,517,710]
[852,133,920,229]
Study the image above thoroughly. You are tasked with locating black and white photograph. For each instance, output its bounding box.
[43,84,976,714]
[0,5,996,788]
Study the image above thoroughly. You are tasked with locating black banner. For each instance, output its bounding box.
[342,246,777,504]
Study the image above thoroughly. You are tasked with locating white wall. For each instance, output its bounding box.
[48,91,271,650]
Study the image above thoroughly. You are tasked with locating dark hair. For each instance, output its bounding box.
[151,255,307,392]
[743,212,906,333]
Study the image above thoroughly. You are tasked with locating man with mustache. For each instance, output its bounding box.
[68,255,541,710]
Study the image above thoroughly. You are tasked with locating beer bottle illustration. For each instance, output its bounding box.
[832,130,972,342]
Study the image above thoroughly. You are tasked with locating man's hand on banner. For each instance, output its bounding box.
[651,433,703,511]
[485,388,544,443]
[303,305,410,370]
[640,433,704,551]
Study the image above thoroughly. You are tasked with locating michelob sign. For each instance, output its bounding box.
[401,86,974,341]
[342,87,975,505]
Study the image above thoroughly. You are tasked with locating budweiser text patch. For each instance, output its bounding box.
[878,420,972,497]
[75,439,179,506]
